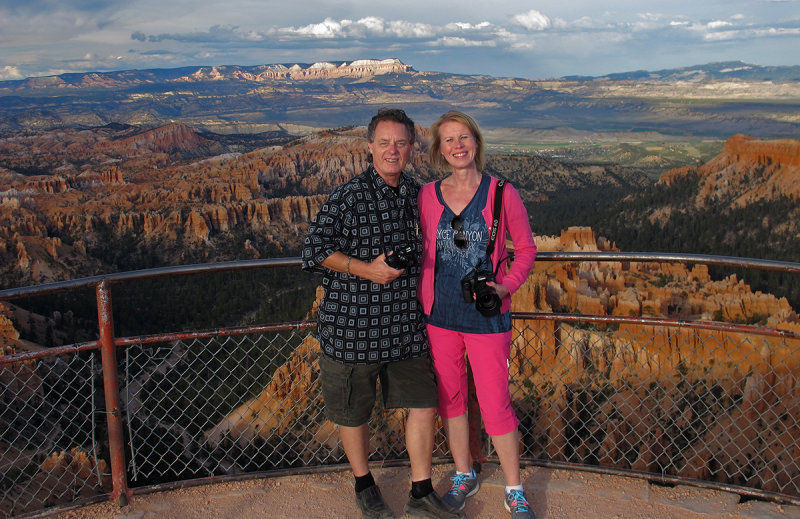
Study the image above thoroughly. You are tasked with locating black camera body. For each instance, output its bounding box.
[385,245,415,269]
[460,269,502,317]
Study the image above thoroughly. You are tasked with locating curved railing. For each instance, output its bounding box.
[1,252,800,517]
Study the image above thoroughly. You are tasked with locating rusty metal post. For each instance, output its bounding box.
[96,280,131,506]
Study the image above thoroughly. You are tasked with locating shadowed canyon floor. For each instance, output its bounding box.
[50,463,800,519]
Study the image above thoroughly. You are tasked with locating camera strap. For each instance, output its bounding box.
[485,179,505,257]
[459,178,509,283]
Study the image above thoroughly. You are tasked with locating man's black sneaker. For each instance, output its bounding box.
[403,491,465,519]
[355,485,394,518]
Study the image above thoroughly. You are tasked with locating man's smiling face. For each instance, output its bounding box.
[368,120,412,187]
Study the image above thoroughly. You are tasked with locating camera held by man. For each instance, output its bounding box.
[385,244,416,270]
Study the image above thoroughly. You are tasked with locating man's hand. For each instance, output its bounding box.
[322,251,404,285]
[364,253,404,284]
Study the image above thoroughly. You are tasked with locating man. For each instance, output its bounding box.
[302,109,463,519]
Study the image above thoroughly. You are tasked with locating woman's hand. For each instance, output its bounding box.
[486,281,510,299]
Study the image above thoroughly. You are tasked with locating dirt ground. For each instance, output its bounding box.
[48,462,800,519]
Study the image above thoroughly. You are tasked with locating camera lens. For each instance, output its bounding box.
[475,287,501,317]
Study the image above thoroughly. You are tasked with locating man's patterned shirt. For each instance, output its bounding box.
[302,166,428,364]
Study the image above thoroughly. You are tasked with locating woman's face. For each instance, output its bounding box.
[438,120,477,170]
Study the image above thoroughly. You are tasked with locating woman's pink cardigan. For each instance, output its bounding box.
[417,175,537,316]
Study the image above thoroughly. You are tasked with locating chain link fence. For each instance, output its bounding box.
[510,317,800,496]
[2,256,800,517]
[1,351,110,518]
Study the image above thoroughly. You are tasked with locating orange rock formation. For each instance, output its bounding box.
[659,134,800,206]
[182,59,412,82]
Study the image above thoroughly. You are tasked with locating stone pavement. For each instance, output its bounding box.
[50,463,800,519]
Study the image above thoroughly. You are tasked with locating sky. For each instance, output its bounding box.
[1,0,799,81]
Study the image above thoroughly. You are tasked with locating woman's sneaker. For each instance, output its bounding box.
[504,489,534,519]
[441,469,480,511]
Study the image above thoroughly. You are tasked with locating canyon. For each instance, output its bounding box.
[0,122,647,287]
[2,57,800,515]
[2,128,800,510]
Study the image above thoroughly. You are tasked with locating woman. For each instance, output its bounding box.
[419,111,537,519]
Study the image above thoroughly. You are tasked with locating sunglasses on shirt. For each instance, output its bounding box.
[451,215,467,249]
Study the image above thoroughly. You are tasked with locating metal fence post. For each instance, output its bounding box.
[96,279,131,506]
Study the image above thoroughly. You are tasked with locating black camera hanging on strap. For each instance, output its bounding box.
[459,179,510,317]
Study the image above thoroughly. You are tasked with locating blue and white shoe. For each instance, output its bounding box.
[441,469,480,511]
[504,489,534,519]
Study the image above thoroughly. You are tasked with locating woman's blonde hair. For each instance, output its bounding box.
[428,110,485,172]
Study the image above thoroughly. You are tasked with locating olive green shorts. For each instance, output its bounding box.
[318,353,439,427]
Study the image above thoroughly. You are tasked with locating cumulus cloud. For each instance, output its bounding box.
[5,3,799,79]
[511,9,551,31]
[448,22,492,31]
[707,20,732,29]
[294,18,344,38]
[275,16,435,40]
[358,16,384,33]
[435,36,496,48]
[124,10,800,59]
[0,65,24,79]
[139,16,439,47]
[702,26,800,41]
[385,20,433,38]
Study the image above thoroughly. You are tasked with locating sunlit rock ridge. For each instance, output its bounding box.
[12,59,413,90]
[660,134,800,206]
[185,59,411,82]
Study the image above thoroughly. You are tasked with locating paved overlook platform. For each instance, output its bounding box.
[49,464,800,519]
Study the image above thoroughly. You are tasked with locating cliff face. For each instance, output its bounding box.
[97,123,220,157]
[660,134,800,206]
[0,124,339,283]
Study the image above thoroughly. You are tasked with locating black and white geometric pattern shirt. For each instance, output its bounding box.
[302,166,428,364]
